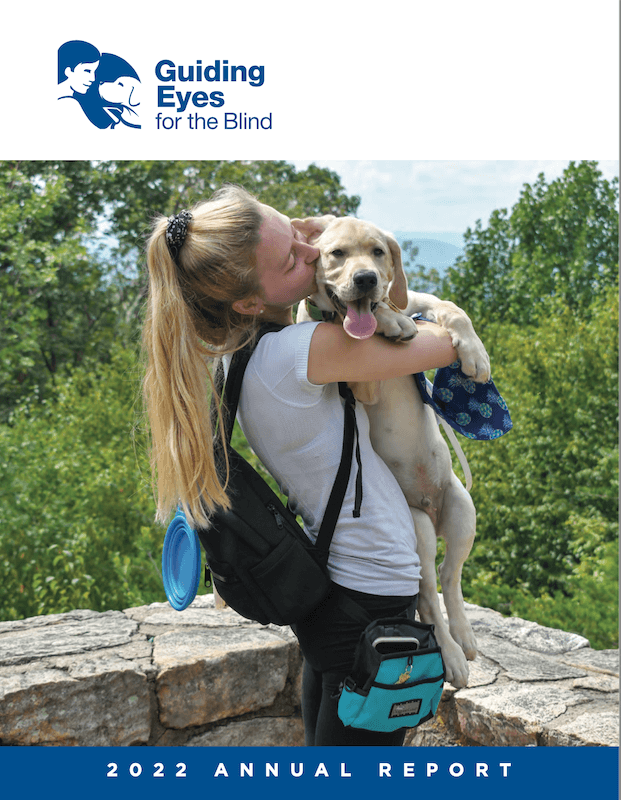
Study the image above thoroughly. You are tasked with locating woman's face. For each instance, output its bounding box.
[251,204,320,312]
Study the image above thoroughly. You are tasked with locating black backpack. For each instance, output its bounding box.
[196,323,362,626]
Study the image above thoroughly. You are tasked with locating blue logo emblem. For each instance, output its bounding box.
[57,40,141,129]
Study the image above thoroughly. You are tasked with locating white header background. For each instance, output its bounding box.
[3,0,619,161]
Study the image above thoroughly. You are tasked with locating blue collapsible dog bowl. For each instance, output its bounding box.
[162,508,201,611]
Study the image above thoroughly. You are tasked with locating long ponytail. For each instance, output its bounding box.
[142,186,263,528]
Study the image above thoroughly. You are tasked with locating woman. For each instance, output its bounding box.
[142,185,457,746]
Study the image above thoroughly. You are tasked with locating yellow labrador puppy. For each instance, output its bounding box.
[295,215,490,689]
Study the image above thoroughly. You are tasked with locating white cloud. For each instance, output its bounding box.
[292,160,619,234]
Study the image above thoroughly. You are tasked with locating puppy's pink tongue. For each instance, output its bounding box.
[343,303,377,339]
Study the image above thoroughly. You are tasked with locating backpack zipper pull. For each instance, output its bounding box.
[267,504,284,529]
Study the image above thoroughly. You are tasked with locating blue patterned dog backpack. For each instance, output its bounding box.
[411,313,512,440]
[414,362,512,440]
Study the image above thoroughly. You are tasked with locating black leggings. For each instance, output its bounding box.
[292,584,418,746]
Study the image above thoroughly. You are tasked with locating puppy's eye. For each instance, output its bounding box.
[331,249,344,257]
[373,248,385,257]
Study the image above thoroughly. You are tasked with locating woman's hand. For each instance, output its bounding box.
[307,320,458,385]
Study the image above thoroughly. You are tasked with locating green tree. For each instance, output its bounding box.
[444,161,619,325]
[99,160,360,256]
[435,161,619,648]
[0,162,120,418]
[451,285,618,648]
[0,160,360,420]
[0,345,162,619]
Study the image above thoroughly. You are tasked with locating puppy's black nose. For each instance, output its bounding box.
[353,271,378,293]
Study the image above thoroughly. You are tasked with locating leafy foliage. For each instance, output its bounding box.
[99,160,360,256]
[0,160,360,421]
[0,345,161,618]
[460,290,618,597]
[438,162,619,649]
[444,161,619,325]
[0,162,121,418]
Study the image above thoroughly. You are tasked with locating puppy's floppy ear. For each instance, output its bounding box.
[385,232,408,310]
[291,215,336,245]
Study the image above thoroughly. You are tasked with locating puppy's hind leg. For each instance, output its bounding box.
[436,476,477,661]
[410,507,470,689]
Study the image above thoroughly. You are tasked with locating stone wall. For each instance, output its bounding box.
[0,595,617,747]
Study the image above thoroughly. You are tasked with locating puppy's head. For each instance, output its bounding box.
[292,216,408,339]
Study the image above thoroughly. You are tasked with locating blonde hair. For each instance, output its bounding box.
[142,185,263,528]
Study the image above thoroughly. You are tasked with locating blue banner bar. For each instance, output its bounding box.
[0,746,618,800]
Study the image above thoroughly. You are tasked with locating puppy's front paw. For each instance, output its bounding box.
[440,639,470,689]
[375,306,418,342]
[455,338,491,383]
[449,619,478,662]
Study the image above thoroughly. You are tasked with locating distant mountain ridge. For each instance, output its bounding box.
[394,232,464,274]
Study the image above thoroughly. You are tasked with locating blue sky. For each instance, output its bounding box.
[291,160,619,240]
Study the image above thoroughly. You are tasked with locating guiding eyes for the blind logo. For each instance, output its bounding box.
[57,40,141,130]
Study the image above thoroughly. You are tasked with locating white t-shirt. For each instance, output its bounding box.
[231,321,421,597]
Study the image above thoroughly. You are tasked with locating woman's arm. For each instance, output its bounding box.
[307,320,458,385]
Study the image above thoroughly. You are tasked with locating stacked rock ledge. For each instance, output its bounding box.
[0,595,616,747]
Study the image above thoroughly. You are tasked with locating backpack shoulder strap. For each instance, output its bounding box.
[314,383,362,557]
[213,322,284,443]
[215,322,360,560]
